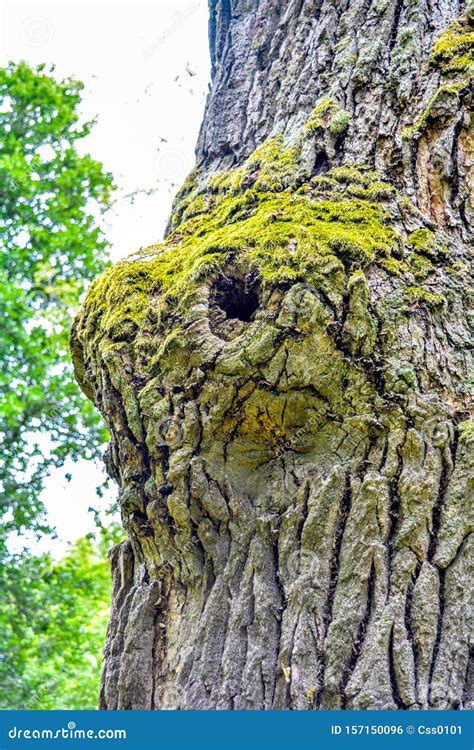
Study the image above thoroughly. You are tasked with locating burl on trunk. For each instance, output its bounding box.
[71,0,473,709]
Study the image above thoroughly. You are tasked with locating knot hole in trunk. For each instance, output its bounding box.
[208,272,260,340]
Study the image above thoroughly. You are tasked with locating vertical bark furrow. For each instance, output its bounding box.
[428,567,446,705]
[389,624,408,709]
[315,471,352,707]
[427,449,452,563]
[403,560,422,697]
[339,558,377,708]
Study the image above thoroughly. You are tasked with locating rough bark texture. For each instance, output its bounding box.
[72,0,473,709]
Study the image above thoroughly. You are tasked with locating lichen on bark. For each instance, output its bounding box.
[72,0,473,710]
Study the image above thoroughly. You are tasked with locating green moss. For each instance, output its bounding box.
[305,97,351,138]
[400,15,473,144]
[406,253,435,280]
[80,112,447,349]
[401,81,466,140]
[402,17,473,142]
[446,259,470,279]
[379,257,405,276]
[329,110,351,136]
[467,0,474,23]
[83,193,399,344]
[311,165,395,201]
[245,137,302,191]
[208,166,245,193]
[305,97,335,135]
[322,165,368,185]
[406,228,448,258]
[170,167,199,226]
[205,137,303,197]
[430,20,474,78]
[458,418,474,439]
[405,286,445,308]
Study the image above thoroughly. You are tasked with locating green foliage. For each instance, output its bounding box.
[0,526,122,709]
[0,62,115,708]
[0,62,114,540]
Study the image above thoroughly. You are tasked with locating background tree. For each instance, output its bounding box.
[0,526,122,710]
[0,61,115,706]
[0,61,113,540]
[73,0,472,710]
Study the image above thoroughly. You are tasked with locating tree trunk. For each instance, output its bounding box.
[71,0,473,710]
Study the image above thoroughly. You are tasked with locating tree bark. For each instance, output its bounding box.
[72,0,473,710]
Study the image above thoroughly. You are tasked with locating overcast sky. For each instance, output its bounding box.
[1,0,211,554]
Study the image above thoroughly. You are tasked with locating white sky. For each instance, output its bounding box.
[0,0,211,555]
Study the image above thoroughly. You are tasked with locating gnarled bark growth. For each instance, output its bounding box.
[72,0,473,710]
